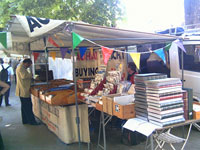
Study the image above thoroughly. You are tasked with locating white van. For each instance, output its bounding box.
[169,37,200,101]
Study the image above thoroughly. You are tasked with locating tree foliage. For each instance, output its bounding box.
[0,0,124,28]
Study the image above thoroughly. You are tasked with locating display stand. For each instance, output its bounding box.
[97,111,112,150]
[31,94,90,145]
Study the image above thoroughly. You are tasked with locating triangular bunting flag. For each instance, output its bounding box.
[33,52,40,62]
[60,48,68,59]
[165,43,172,51]
[72,32,84,49]
[0,32,7,49]
[101,47,113,65]
[49,51,56,60]
[154,48,166,64]
[48,36,60,48]
[90,47,93,55]
[67,50,71,54]
[173,39,186,52]
[79,47,87,58]
[130,53,141,70]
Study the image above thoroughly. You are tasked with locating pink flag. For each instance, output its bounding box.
[101,47,113,65]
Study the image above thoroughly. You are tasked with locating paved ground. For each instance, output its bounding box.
[0,82,200,150]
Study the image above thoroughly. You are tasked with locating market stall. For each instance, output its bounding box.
[5,15,192,149]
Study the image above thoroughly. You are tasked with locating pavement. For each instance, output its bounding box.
[0,82,200,150]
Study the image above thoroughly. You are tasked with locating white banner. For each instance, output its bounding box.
[16,15,65,37]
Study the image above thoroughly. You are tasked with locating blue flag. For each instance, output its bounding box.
[154,48,166,64]
[79,47,87,58]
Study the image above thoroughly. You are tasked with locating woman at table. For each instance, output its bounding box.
[127,62,138,84]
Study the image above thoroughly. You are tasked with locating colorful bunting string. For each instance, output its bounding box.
[0,32,7,49]
[45,32,186,70]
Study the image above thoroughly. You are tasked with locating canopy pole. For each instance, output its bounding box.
[43,37,49,85]
[70,26,81,150]
[181,49,184,87]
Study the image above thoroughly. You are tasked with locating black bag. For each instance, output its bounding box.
[0,65,10,82]
[121,128,146,146]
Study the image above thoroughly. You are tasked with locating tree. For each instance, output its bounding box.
[0,0,124,28]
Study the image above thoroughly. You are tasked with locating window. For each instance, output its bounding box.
[178,45,200,72]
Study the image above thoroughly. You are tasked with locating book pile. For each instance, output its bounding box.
[134,73,168,121]
[182,90,189,120]
[145,78,185,127]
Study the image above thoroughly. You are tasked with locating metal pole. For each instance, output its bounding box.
[43,37,49,85]
[181,49,184,87]
[71,32,81,150]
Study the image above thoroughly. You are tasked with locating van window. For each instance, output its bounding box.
[178,45,200,72]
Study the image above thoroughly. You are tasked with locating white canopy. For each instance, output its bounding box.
[7,15,177,54]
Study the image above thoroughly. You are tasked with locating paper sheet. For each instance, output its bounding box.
[123,118,160,136]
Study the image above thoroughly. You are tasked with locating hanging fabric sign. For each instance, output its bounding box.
[130,53,141,70]
[154,48,166,64]
[60,47,68,59]
[49,51,56,60]
[72,32,84,49]
[101,46,113,65]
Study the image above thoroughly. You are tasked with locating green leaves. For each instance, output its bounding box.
[0,0,124,28]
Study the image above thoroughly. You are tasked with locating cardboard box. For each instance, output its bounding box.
[193,111,200,119]
[193,101,200,119]
[102,94,121,115]
[96,103,103,111]
[77,78,91,89]
[113,102,135,119]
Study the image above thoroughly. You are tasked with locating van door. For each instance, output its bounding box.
[169,41,200,100]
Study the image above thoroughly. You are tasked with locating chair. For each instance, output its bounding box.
[153,123,192,150]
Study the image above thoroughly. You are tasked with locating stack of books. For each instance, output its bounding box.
[145,78,185,127]
[134,73,167,121]
[182,90,189,120]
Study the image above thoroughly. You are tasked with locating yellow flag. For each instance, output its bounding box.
[90,47,93,55]
[50,51,56,61]
[130,53,141,69]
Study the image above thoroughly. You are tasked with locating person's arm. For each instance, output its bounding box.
[0,81,9,96]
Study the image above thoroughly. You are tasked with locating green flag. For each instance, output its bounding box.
[72,32,84,49]
[165,43,172,51]
[0,32,7,49]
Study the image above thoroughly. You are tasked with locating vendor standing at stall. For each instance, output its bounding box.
[127,62,138,84]
[16,59,40,125]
